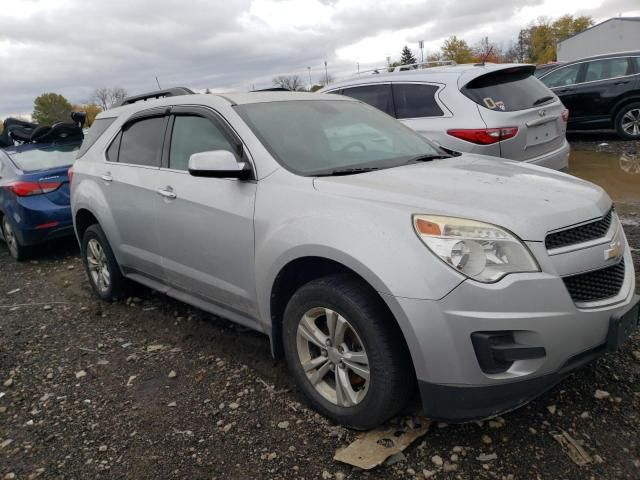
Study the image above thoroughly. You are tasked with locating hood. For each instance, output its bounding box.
[313,156,611,242]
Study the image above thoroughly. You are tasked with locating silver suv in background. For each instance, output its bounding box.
[321,64,571,170]
[71,89,637,429]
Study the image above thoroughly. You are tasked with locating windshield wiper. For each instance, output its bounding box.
[406,153,450,163]
[315,167,380,177]
[533,95,554,106]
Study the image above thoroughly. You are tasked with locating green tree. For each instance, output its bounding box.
[440,36,474,64]
[400,45,417,65]
[32,93,72,125]
[518,15,593,63]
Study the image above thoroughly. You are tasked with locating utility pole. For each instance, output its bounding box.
[324,61,328,85]
[419,40,424,65]
[357,62,360,75]
[307,66,312,89]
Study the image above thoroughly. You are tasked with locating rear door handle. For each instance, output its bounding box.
[157,187,177,199]
[614,80,630,85]
[101,173,113,182]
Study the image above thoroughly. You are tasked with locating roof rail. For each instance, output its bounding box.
[118,87,195,106]
[356,60,456,76]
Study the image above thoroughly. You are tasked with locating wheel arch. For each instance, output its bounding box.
[267,254,418,386]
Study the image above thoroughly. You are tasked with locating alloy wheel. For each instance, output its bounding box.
[2,217,18,258]
[621,108,640,137]
[86,238,111,294]
[296,307,370,407]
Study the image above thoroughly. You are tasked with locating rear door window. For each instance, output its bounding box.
[392,83,444,118]
[169,115,238,171]
[540,64,582,88]
[339,84,394,116]
[118,116,166,167]
[463,68,557,111]
[583,57,631,82]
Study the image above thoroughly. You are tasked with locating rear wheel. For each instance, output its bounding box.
[614,103,640,140]
[282,274,414,429]
[1,215,28,261]
[81,224,129,300]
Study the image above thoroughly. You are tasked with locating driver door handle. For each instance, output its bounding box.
[101,173,113,182]
[157,187,177,199]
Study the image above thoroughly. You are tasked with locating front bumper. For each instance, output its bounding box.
[386,234,637,422]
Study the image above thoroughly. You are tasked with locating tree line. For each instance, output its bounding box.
[271,14,593,91]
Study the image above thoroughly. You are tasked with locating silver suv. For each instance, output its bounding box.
[71,89,638,429]
[321,64,571,171]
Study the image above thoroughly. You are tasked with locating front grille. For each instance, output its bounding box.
[562,260,625,303]
[546,210,613,250]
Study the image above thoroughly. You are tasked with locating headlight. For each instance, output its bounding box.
[412,215,539,283]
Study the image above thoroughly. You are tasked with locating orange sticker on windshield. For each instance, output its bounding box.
[483,97,496,109]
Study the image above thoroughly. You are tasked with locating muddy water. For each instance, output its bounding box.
[569,148,640,213]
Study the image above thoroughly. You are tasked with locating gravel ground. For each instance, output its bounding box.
[1,140,640,479]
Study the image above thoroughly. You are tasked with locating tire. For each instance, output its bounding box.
[81,224,129,300]
[282,274,414,429]
[614,102,640,140]
[1,215,29,261]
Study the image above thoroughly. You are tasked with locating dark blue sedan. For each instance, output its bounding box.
[0,139,81,260]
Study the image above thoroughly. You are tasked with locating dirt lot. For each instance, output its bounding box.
[1,138,640,480]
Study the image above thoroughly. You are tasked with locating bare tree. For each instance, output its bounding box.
[92,86,128,110]
[272,75,305,91]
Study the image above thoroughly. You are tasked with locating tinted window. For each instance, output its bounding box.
[463,68,556,111]
[392,84,444,118]
[77,117,115,158]
[633,57,640,72]
[339,85,394,116]
[541,64,582,88]
[118,116,165,167]
[8,143,80,172]
[235,100,440,176]
[584,58,630,82]
[169,115,237,171]
[106,132,121,162]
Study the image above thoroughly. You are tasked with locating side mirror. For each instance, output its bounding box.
[188,150,251,179]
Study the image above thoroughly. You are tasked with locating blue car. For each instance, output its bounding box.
[0,138,81,260]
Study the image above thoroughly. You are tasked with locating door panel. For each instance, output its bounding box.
[103,115,167,280]
[154,113,258,317]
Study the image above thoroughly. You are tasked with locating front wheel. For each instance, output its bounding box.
[282,274,414,429]
[614,103,640,140]
[1,215,29,261]
[81,224,129,300]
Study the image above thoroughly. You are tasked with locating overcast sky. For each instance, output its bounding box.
[1,0,639,118]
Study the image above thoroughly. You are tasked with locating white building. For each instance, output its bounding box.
[557,17,640,62]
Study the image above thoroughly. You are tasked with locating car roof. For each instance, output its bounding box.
[98,91,353,120]
[559,50,640,66]
[323,63,535,90]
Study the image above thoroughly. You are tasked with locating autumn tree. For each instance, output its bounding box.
[440,36,474,64]
[272,75,305,91]
[32,93,73,125]
[400,45,417,65]
[92,87,128,110]
[518,15,593,63]
[72,103,102,127]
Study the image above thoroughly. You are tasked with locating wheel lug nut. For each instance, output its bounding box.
[338,362,345,369]
[337,346,344,354]
[325,339,332,347]
[321,350,328,357]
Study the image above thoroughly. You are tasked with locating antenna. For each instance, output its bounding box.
[480,45,494,66]
[155,76,162,89]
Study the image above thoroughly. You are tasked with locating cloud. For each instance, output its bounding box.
[0,0,638,118]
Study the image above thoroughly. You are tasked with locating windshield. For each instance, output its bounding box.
[235,100,441,176]
[9,143,80,172]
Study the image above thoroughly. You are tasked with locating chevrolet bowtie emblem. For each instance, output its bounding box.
[604,241,624,261]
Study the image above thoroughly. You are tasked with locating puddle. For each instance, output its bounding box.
[569,149,640,214]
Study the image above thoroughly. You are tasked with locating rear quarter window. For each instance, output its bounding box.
[462,68,555,112]
[392,83,444,118]
[76,117,115,158]
[338,84,394,116]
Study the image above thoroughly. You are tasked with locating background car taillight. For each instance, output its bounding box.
[447,127,519,145]
[6,181,62,197]
[561,109,569,122]
[68,166,74,186]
